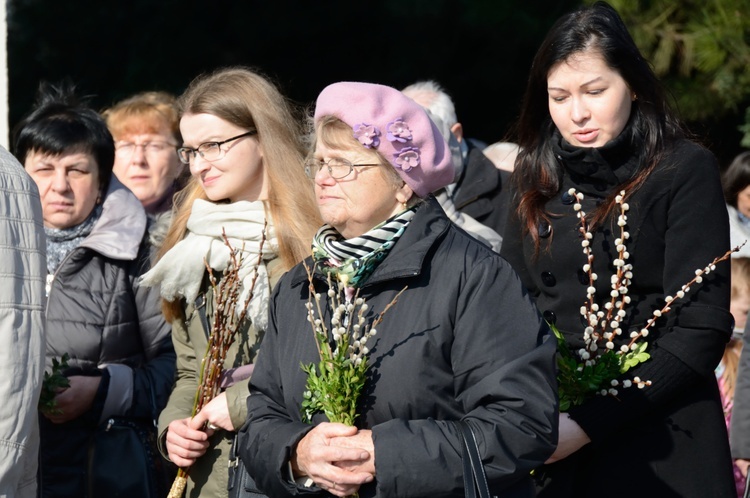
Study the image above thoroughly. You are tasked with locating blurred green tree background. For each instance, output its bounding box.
[597,0,750,160]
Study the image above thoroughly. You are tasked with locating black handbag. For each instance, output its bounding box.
[227,433,266,498]
[87,388,173,498]
[454,420,535,498]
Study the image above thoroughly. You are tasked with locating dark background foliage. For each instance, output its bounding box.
[7,0,745,166]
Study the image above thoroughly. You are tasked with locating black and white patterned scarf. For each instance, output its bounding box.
[312,207,416,287]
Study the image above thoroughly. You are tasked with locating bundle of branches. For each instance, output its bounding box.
[168,226,266,498]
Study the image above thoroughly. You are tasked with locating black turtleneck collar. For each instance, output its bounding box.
[552,125,641,195]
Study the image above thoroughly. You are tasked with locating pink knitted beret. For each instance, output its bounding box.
[313,81,455,198]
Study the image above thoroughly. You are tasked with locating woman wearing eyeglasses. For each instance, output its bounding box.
[103,91,187,217]
[238,82,558,498]
[140,66,321,498]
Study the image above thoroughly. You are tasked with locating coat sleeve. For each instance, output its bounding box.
[128,280,176,418]
[370,255,558,497]
[567,144,733,441]
[157,314,198,457]
[238,279,316,497]
[226,375,250,430]
[0,163,46,496]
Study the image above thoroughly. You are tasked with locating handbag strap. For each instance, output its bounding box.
[458,425,477,498]
[195,293,210,340]
[455,420,493,498]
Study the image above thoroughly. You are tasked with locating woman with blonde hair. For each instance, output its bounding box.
[141,66,321,497]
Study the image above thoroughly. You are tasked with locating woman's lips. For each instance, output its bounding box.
[317,195,339,204]
[201,175,219,186]
[573,129,599,143]
[47,202,72,210]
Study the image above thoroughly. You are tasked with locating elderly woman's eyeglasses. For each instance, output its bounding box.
[176,130,257,165]
[115,141,177,157]
[304,157,382,180]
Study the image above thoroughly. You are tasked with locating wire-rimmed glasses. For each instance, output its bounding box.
[304,157,382,179]
[176,130,257,165]
[115,141,177,158]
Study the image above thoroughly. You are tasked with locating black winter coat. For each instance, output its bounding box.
[39,182,175,497]
[501,135,735,497]
[239,197,559,498]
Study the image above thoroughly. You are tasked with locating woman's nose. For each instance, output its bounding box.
[50,170,70,192]
[131,144,147,164]
[189,154,210,177]
[570,97,590,123]
[315,165,336,186]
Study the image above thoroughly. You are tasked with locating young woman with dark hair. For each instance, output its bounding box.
[501,2,735,496]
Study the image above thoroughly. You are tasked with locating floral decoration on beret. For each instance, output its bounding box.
[352,123,381,149]
[393,147,421,172]
[386,118,413,143]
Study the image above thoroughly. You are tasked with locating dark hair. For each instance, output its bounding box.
[722,151,750,207]
[512,1,684,249]
[13,81,115,196]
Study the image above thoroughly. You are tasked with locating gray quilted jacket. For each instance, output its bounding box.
[39,178,175,496]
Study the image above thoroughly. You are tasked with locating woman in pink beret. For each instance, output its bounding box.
[238,81,559,497]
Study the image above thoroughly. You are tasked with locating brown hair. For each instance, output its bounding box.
[158,67,321,321]
[103,91,181,144]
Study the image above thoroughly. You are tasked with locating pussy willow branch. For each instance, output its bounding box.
[603,199,630,334]
[303,260,331,360]
[624,244,742,349]
[168,223,267,498]
[371,286,407,328]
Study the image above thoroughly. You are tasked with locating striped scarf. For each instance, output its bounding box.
[312,207,416,288]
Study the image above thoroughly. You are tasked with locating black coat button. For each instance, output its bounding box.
[543,310,557,325]
[541,271,556,287]
[561,191,575,205]
[538,222,551,238]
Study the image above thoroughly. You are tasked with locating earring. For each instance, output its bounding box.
[632,93,637,101]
